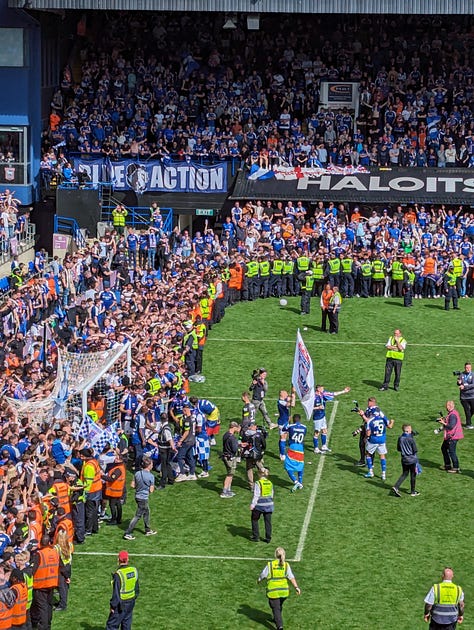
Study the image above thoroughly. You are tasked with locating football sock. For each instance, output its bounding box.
[381,459,387,473]
[313,436,319,449]
[321,434,327,447]
[287,471,297,483]
[297,471,303,484]
[366,456,373,470]
[279,440,286,457]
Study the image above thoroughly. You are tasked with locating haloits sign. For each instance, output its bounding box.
[297,174,474,193]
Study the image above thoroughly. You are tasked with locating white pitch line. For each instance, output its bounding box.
[75,551,269,561]
[208,338,473,349]
[293,400,339,563]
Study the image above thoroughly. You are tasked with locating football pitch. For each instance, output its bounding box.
[56,297,474,630]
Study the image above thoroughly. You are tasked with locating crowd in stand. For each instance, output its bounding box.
[39,13,474,180]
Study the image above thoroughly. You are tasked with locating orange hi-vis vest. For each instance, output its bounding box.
[53,516,75,546]
[0,600,11,630]
[104,463,126,499]
[29,520,43,544]
[11,582,28,626]
[80,458,102,494]
[33,546,59,589]
[50,481,71,515]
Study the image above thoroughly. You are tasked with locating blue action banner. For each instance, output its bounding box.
[74,158,227,194]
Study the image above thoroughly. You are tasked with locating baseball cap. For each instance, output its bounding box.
[118,550,129,562]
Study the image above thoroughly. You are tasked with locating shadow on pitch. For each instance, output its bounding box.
[227,524,249,540]
[424,303,443,309]
[80,624,105,630]
[362,379,382,389]
[418,457,443,471]
[283,306,302,314]
[333,452,364,477]
[384,300,405,307]
[237,604,275,629]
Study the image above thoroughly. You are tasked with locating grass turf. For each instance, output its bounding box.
[54,296,474,630]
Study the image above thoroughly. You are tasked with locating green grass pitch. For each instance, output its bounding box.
[55,297,474,630]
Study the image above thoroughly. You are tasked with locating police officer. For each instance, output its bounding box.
[457,362,474,429]
[300,270,314,315]
[340,253,355,298]
[250,469,273,543]
[65,469,85,544]
[259,255,271,298]
[157,414,177,489]
[423,567,464,629]
[360,256,372,298]
[391,255,405,297]
[326,252,341,288]
[270,255,284,297]
[79,448,102,537]
[106,551,139,630]
[257,547,301,630]
[311,255,325,297]
[182,320,198,379]
[282,255,295,297]
[444,268,460,311]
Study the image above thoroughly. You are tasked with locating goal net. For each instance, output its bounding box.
[6,342,132,430]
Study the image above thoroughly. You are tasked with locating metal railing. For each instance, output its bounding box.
[53,216,87,249]
[0,223,36,267]
[101,196,173,233]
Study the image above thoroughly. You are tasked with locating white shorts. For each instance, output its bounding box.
[313,418,327,432]
[366,441,387,455]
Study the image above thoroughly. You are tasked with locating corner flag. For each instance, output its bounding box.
[292,329,315,420]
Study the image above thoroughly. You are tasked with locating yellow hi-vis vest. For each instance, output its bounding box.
[312,262,324,280]
[147,378,161,395]
[200,298,211,320]
[386,336,405,360]
[115,566,138,601]
[451,258,463,277]
[328,258,340,274]
[431,582,462,625]
[372,260,384,280]
[391,261,404,281]
[24,573,33,610]
[246,261,259,277]
[266,560,289,599]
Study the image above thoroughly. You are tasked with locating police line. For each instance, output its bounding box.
[74,158,227,194]
[232,168,474,203]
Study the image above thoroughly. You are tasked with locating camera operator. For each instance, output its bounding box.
[249,369,276,430]
[241,420,268,490]
[438,401,464,473]
[350,401,366,467]
[456,363,474,430]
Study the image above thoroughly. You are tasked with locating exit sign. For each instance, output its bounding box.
[195,208,214,216]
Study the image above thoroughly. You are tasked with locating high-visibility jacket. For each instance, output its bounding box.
[183,330,199,351]
[80,458,102,495]
[147,377,161,395]
[195,323,207,347]
[29,519,43,544]
[33,547,59,589]
[328,258,341,274]
[386,336,406,361]
[302,275,315,291]
[53,516,75,546]
[259,261,270,277]
[266,560,289,599]
[112,208,127,227]
[391,261,404,281]
[228,266,243,290]
[208,283,217,300]
[0,600,11,630]
[272,260,284,275]
[312,263,324,280]
[431,582,463,625]
[361,262,372,277]
[24,572,33,610]
[90,399,105,422]
[199,298,211,320]
[341,257,353,273]
[282,260,294,275]
[423,257,436,276]
[116,566,138,601]
[372,260,385,280]
[11,582,28,626]
[104,462,126,499]
[296,256,310,272]
[445,271,457,287]
[245,261,259,278]
[49,481,71,515]
[451,258,463,277]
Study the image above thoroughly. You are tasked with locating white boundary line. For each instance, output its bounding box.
[208,338,473,349]
[294,400,339,562]
[75,551,269,561]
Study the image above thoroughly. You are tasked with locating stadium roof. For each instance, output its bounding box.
[8,0,474,13]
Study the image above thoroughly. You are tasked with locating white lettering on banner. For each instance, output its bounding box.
[114,165,125,187]
[196,169,209,190]
[163,167,176,189]
[297,175,331,190]
[331,176,366,191]
[389,177,424,192]
[150,165,163,188]
[210,168,224,190]
[296,175,474,194]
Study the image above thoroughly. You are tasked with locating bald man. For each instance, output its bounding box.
[424,567,464,629]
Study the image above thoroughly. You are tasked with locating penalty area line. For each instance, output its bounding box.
[75,551,270,561]
[293,400,339,563]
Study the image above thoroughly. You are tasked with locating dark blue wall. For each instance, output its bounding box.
[0,0,41,205]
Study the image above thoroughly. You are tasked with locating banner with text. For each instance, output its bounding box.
[233,168,474,204]
[74,158,227,194]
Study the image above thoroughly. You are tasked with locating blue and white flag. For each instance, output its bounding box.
[248,164,275,181]
[52,362,70,420]
[291,329,315,420]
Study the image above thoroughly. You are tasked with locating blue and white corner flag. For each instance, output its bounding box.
[292,329,315,420]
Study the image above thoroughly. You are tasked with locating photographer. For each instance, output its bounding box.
[241,420,268,490]
[220,421,241,499]
[350,401,367,466]
[438,401,464,473]
[456,363,474,429]
[249,369,276,430]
